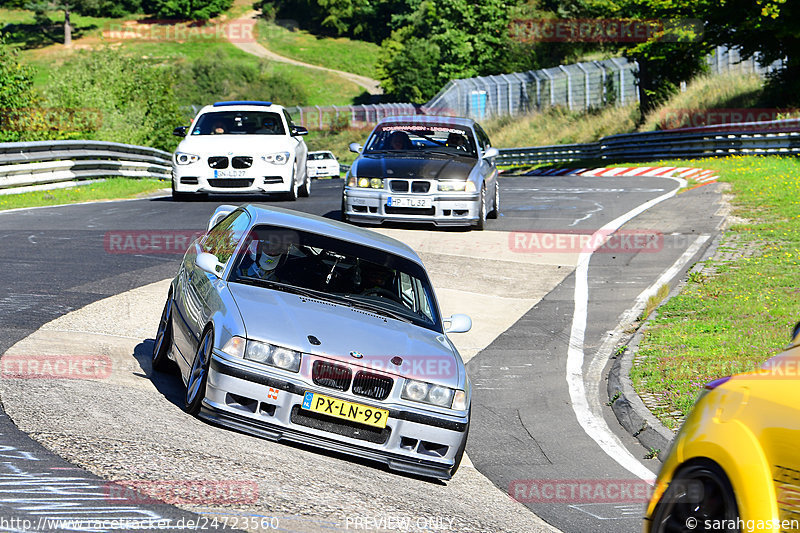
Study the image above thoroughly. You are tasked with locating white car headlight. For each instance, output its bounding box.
[220,336,245,358]
[402,379,460,408]
[175,152,200,165]
[262,152,291,165]
[437,181,467,192]
[244,340,302,372]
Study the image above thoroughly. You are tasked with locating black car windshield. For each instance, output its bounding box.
[192,111,286,135]
[229,225,442,332]
[363,123,477,158]
[308,152,335,160]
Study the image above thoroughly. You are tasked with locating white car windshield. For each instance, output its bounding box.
[229,225,441,331]
[192,111,286,135]
[364,123,477,158]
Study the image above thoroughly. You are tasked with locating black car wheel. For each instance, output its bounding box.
[649,461,739,533]
[285,164,299,201]
[298,164,311,197]
[474,186,487,230]
[152,295,173,372]
[185,328,213,415]
[488,180,500,219]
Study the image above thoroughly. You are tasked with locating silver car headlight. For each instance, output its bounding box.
[402,379,463,408]
[261,152,291,165]
[347,176,384,189]
[244,340,302,372]
[175,152,200,165]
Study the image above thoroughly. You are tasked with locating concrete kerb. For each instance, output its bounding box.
[606,232,724,461]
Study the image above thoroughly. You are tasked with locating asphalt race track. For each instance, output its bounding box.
[0,175,725,532]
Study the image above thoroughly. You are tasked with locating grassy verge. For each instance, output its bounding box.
[255,20,379,79]
[305,127,372,166]
[630,155,800,429]
[0,178,168,211]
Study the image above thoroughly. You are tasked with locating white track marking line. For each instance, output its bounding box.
[584,234,711,448]
[566,176,686,482]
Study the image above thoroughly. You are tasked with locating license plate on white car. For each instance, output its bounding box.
[213,169,246,178]
[387,196,432,208]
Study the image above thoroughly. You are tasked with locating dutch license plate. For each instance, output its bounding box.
[301,391,388,428]
[387,196,432,208]
[213,169,246,178]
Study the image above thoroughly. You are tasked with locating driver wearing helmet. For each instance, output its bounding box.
[239,237,288,279]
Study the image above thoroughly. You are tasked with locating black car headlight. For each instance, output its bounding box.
[402,379,466,409]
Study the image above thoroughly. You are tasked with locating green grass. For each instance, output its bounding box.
[304,127,371,166]
[484,71,781,150]
[255,20,380,79]
[0,178,168,211]
[630,155,800,429]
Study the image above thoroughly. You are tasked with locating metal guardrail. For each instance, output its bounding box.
[0,140,172,189]
[497,118,800,166]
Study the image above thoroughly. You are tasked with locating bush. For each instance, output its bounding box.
[0,38,37,143]
[173,49,309,108]
[43,49,184,150]
[146,0,234,20]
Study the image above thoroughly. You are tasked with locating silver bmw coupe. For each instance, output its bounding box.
[153,204,473,479]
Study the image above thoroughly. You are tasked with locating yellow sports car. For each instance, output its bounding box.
[644,323,800,533]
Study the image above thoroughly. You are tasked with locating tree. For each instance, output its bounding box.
[377,0,513,102]
[148,0,234,20]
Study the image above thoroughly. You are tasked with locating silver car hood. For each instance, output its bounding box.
[228,283,463,388]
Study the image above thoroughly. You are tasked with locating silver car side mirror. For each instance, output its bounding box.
[483,147,499,159]
[197,252,223,278]
[207,205,238,232]
[349,142,362,154]
[444,314,472,334]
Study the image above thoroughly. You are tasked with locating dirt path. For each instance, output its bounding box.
[231,11,383,95]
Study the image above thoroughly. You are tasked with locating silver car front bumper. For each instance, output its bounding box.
[343,188,480,227]
[202,352,469,479]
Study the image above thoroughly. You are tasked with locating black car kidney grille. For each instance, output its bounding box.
[389,180,409,192]
[312,360,352,391]
[352,371,392,401]
[208,156,228,169]
[232,156,253,169]
[411,181,431,193]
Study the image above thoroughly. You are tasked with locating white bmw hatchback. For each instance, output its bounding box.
[171,101,310,201]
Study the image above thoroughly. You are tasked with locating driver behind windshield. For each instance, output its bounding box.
[238,237,290,280]
[358,262,397,300]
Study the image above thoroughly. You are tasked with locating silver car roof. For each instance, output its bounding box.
[245,204,423,265]
[376,115,476,128]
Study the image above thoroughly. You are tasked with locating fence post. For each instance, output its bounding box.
[594,61,607,106]
[542,69,555,107]
[558,65,573,110]
[609,58,626,106]
[315,105,322,129]
[575,62,590,111]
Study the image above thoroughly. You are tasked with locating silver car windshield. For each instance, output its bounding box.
[364,123,477,158]
[229,225,441,332]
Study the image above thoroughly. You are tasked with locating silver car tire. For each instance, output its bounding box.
[185,328,212,415]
